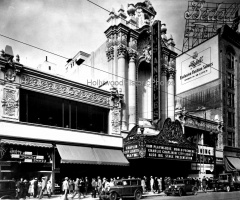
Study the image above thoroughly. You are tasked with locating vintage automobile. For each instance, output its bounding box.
[164,178,198,197]
[99,179,143,200]
[0,180,16,199]
[217,172,240,192]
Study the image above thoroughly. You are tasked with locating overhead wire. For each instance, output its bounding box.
[0,0,232,120]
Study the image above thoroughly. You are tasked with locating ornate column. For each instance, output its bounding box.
[117,43,128,130]
[167,58,176,121]
[128,48,138,130]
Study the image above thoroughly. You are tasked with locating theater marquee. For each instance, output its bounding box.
[176,35,219,94]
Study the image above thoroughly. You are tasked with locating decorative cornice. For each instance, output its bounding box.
[117,44,128,58]
[20,74,110,108]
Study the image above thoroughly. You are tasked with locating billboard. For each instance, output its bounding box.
[176,35,219,94]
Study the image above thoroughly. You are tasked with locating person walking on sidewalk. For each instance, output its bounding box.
[39,177,47,199]
[141,177,146,193]
[150,176,154,193]
[71,178,80,199]
[63,177,69,200]
[47,180,52,198]
[84,177,89,197]
[91,178,97,198]
[97,176,102,197]
[202,176,207,193]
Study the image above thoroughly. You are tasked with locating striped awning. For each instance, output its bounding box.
[1,139,53,148]
[56,144,129,166]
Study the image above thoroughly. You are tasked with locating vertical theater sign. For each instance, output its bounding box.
[124,118,196,161]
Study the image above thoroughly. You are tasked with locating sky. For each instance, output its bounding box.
[0,0,239,72]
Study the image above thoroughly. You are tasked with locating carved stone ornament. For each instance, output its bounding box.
[110,87,123,134]
[21,75,110,107]
[106,46,114,61]
[142,45,151,63]
[117,44,128,58]
[5,68,17,82]
[1,85,19,119]
[128,48,138,62]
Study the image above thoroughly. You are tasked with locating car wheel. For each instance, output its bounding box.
[134,189,142,200]
[226,186,231,192]
[178,189,182,197]
[193,187,198,195]
[109,192,118,200]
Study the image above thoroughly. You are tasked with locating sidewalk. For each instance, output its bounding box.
[28,190,213,200]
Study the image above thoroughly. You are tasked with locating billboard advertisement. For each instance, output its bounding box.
[176,35,219,94]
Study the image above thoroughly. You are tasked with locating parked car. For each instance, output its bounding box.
[217,172,240,192]
[164,178,198,197]
[0,180,16,199]
[99,179,143,200]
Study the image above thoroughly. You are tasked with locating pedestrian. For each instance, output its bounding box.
[69,178,74,194]
[154,177,158,193]
[39,177,47,199]
[33,178,39,198]
[72,178,80,199]
[141,177,146,193]
[158,177,162,193]
[91,178,97,198]
[97,176,102,196]
[198,178,201,190]
[63,177,69,200]
[47,180,52,198]
[202,176,207,193]
[16,178,24,199]
[23,179,30,198]
[79,178,85,198]
[84,177,89,196]
[150,176,154,193]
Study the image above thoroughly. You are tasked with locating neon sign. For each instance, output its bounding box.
[182,1,240,52]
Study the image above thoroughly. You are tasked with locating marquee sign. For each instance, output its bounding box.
[124,118,196,161]
[176,35,219,94]
[124,143,195,161]
[182,1,240,52]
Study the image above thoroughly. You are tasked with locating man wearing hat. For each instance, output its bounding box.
[97,176,102,197]
[63,177,69,200]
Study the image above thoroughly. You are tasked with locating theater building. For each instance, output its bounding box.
[176,24,240,177]
[0,45,129,193]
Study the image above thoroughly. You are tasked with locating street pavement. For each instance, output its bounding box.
[27,190,215,200]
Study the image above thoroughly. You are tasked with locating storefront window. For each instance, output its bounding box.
[20,89,108,133]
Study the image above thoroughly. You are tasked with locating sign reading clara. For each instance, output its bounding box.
[176,35,219,94]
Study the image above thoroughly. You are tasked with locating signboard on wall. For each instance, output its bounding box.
[176,35,219,94]
[124,143,195,161]
[151,20,161,120]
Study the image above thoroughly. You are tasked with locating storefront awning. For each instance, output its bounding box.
[93,148,129,166]
[225,157,240,171]
[1,139,52,148]
[56,144,129,166]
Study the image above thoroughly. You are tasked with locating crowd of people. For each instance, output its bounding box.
[15,176,52,199]
[60,175,216,199]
